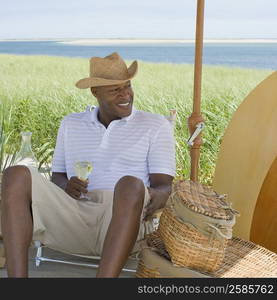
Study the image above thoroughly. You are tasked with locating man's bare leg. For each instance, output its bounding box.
[1,166,33,277]
[96,176,145,277]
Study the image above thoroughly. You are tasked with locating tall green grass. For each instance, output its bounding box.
[0,54,272,184]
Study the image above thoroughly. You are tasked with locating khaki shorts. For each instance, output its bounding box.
[28,167,153,256]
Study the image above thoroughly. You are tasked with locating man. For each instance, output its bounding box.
[1,52,176,277]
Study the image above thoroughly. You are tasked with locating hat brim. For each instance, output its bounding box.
[75,60,138,89]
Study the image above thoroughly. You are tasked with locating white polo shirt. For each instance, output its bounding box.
[51,106,176,191]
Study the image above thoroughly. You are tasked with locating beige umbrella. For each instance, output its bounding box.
[187,0,205,182]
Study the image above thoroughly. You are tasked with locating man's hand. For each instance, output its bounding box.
[143,187,170,221]
[65,176,88,200]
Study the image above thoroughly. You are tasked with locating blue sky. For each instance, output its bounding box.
[1,0,277,39]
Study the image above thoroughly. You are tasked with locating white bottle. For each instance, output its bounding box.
[14,132,39,169]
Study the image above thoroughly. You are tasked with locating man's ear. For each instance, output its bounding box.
[91,87,97,97]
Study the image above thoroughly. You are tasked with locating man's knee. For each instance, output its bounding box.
[116,175,144,192]
[1,166,32,201]
[114,176,145,206]
[3,165,31,183]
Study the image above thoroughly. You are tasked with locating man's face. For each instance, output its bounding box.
[92,81,134,119]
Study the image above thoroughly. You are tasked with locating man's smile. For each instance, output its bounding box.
[117,102,130,107]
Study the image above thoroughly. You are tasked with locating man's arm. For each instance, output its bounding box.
[51,172,68,190]
[51,172,88,200]
[144,173,174,220]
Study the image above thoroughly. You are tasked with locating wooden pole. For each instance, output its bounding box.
[188,0,205,182]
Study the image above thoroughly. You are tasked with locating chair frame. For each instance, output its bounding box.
[34,241,137,273]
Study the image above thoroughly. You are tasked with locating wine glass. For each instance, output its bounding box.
[74,161,93,200]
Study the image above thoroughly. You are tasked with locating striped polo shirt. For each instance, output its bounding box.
[51,106,176,191]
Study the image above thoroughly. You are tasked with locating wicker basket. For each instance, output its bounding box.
[136,231,209,278]
[136,231,277,278]
[158,207,227,272]
[158,180,238,273]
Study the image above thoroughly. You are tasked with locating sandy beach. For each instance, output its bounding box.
[1,38,277,45]
[57,38,277,45]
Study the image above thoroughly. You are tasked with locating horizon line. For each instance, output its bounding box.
[1,37,277,40]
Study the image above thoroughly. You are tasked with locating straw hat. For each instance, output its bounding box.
[75,52,138,89]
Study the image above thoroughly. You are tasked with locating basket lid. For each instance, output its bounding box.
[171,180,237,220]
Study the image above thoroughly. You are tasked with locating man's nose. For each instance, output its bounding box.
[119,86,130,98]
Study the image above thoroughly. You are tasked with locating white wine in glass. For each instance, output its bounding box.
[74,161,93,199]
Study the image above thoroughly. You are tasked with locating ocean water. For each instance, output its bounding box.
[0,41,276,70]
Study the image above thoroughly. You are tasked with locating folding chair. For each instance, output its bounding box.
[34,107,177,273]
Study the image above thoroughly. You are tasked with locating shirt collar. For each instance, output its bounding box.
[90,105,136,125]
